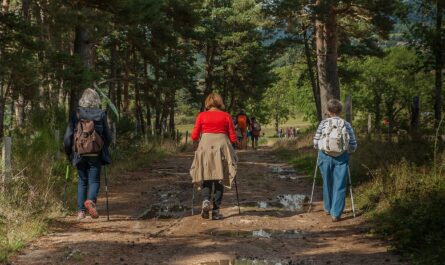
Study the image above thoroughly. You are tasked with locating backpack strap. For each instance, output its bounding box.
[325,118,333,151]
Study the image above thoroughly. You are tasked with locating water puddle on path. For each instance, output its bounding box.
[270,166,307,181]
[270,166,296,174]
[204,229,306,239]
[138,185,191,219]
[241,194,309,213]
[199,258,298,265]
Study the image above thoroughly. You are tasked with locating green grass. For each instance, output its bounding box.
[273,147,317,176]
[261,116,312,137]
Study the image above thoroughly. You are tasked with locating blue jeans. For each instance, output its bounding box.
[317,151,349,218]
[77,156,101,211]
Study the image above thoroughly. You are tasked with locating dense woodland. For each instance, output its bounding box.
[1,0,445,264]
[0,0,443,136]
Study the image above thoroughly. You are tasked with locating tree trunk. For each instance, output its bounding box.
[133,48,145,135]
[14,0,31,128]
[169,101,175,138]
[70,25,93,114]
[143,60,152,136]
[0,96,5,139]
[303,26,322,122]
[22,0,30,19]
[434,1,443,127]
[123,59,130,115]
[153,63,162,135]
[14,94,25,128]
[109,42,118,112]
[275,116,279,136]
[315,1,340,118]
[202,41,216,110]
[411,96,420,135]
[2,0,9,12]
[373,91,382,131]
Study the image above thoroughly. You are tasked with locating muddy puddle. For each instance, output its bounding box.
[270,166,296,174]
[199,259,310,265]
[270,166,307,181]
[241,194,309,213]
[138,185,191,219]
[204,229,306,239]
[199,260,293,265]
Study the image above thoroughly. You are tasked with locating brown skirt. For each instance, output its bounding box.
[189,133,238,189]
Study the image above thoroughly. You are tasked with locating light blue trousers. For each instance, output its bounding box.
[317,151,349,218]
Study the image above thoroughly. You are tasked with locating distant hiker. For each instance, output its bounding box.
[235,109,250,149]
[235,125,243,149]
[190,92,238,220]
[64,88,113,220]
[293,127,297,138]
[250,117,261,150]
[313,99,357,222]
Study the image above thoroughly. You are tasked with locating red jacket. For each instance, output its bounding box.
[191,110,237,143]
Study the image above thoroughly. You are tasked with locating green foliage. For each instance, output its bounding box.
[358,161,445,265]
[257,65,298,127]
[371,185,445,265]
[342,47,434,132]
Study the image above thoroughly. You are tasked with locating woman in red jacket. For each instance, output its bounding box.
[190,92,238,220]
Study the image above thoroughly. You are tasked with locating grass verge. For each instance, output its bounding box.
[272,135,445,265]
[0,132,173,262]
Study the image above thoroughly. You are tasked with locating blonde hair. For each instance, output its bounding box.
[205,92,225,110]
[79,88,101,108]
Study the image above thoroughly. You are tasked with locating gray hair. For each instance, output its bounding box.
[327,99,343,114]
[79,88,101,108]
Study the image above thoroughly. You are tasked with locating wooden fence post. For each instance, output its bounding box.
[367,114,372,134]
[112,122,117,145]
[345,94,352,124]
[2,137,12,192]
[55,129,60,160]
[411,96,420,133]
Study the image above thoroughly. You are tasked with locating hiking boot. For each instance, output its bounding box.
[211,209,223,220]
[201,200,211,219]
[84,200,99,219]
[331,216,340,222]
[77,211,86,220]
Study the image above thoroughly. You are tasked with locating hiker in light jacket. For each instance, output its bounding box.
[190,92,238,220]
[313,99,357,222]
[64,88,113,220]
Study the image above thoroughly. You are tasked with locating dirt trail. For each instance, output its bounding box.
[10,148,405,265]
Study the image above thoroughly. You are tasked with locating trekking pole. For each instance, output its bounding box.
[234,177,241,215]
[104,166,110,221]
[63,164,70,209]
[347,166,356,218]
[191,185,195,216]
[308,153,319,212]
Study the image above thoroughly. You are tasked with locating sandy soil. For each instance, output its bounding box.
[9,148,406,265]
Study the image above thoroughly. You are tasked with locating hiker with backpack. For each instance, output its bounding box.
[313,99,357,222]
[64,88,113,220]
[250,117,261,150]
[235,109,250,149]
[190,92,238,220]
